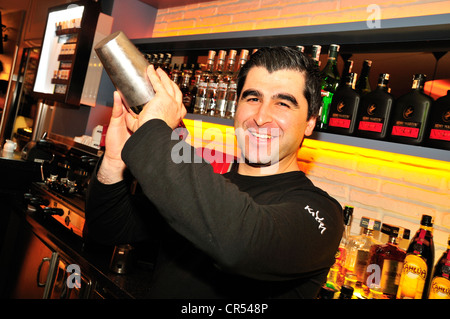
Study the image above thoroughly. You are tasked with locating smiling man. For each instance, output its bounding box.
[85,46,344,299]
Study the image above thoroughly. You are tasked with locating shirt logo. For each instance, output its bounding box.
[304,205,327,234]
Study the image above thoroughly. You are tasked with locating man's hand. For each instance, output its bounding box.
[97,91,133,184]
[126,65,186,132]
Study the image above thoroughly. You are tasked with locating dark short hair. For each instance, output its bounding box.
[236,46,321,120]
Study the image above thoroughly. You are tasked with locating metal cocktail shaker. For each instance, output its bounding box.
[94,31,154,115]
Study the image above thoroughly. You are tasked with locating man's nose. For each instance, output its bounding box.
[253,102,273,126]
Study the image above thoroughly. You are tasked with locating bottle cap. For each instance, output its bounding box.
[420,214,433,227]
[378,73,390,86]
[218,50,227,61]
[343,206,353,226]
[339,285,354,299]
[318,286,335,299]
[228,50,237,61]
[296,45,305,53]
[207,50,217,61]
[360,217,381,231]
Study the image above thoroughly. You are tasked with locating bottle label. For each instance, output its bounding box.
[429,128,450,141]
[397,254,428,299]
[391,124,420,138]
[380,259,403,295]
[428,277,450,299]
[358,120,383,132]
[329,117,351,128]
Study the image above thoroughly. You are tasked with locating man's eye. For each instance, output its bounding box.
[246,97,259,102]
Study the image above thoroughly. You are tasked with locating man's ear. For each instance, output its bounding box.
[304,117,316,137]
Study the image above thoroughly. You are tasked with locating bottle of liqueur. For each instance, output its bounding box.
[426,90,450,150]
[389,74,433,145]
[189,64,203,111]
[355,60,372,96]
[340,60,353,86]
[397,214,435,299]
[180,69,194,113]
[428,235,450,299]
[311,45,321,67]
[355,73,394,140]
[194,51,216,114]
[336,205,354,286]
[327,72,361,135]
[316,44,341,131]
[365,224,410,299]
[215,50,237,118]
[225,49,249,119]
[344,217,381,296]
[206,50,227,116]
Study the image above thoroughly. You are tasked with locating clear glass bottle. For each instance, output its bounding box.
[317,44,341,131]
[327,72,361,135]
[428,235,450,299]
[193,81,208,114]
[366,223,410,299]
[336,205,354,286]
[344,216,381,296]
[215,50,237,117]
[355,59,372,96]
[389,74,433,145]
[225,49,249,119]
[355,73,394,140]
[180,70,193,113]
[397,214,435,299]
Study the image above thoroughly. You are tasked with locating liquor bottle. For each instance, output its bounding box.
[193,81,208,114]
[325,264,340,292]
[317,286,335,299]
[397,214,435,299]
[189,64,203,111]
[338,285,354,299]
[355,73,394,140]
[355,60,372,96]
[311,45,321,67]
[426,90,450,150]
[365,224,410,299]
[161,53,172,74]
[225,49,249,119]
[343,216,381,295]
[170,63,181,87]
[316,44,341,131]
[180,70,194,113]
[215,50,237,117]
[340,60,353,86]
[327,72,361,135]
[155,53,164,69]
[389,74,433,145]
[428,235,450,299]
[202,50,217,83]
[206,50,227,116]
[336,205,354,286]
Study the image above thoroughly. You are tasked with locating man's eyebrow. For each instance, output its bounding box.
[273,93,299,108]
[241,89,262,99]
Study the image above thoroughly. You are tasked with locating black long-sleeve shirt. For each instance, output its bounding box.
[85,119,344,298]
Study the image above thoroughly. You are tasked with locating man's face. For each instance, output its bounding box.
[234,66,316,172]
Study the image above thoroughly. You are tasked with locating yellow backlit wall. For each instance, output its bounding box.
[183,118,450,255]
[152,0,450,37]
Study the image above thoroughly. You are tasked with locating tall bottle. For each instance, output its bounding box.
[355,73,394,140]
[366,224,410,299]
[327,72,361,135]
[194,51,216,114]
[317,44,341,131]
[225,49,249,119]
[355,60,372,96]
[428,235,450,299]
[389,74,433,145]
[425,90,450,150]
[215,50,237,117]
[311,45,321,67]
[340,60,353,86]
[206,50,227,116]
[397,214,435,299]
[344,216,381,296]
[336,205,354,286]
[180,69,194,113]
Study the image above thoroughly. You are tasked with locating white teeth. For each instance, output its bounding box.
[250,131,273,139]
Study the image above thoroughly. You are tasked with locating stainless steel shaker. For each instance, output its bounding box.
[94,31,154,115]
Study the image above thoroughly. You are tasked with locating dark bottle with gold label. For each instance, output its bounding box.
[389,74,433,145]
[355,73,394,140]
[327,72,360,135]
[397,214,435,299]
[428,235,450,299]
[425,90,450,150]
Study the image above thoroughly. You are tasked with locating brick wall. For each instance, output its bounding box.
[152,0,450,37]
